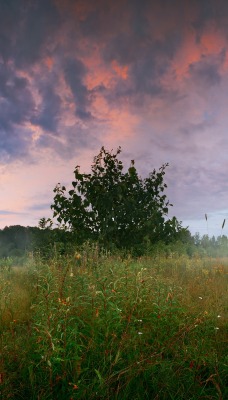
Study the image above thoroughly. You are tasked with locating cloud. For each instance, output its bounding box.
[37,122,99,159]
[0,63,35,162]
[28,203,53,212]
[14,0,60,68]
[0,0,22,62]
[32,84,61,132]
[64,58,93,120]
[192,0,228,39]
[0,0,60,66]
[0,64,34,123]
[1,0,228,236]
[0,210,20,215]
[188,52,225,87]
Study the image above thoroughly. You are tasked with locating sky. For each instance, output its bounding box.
[0,0,228,237]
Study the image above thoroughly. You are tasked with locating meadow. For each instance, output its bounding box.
[0,247,227,399]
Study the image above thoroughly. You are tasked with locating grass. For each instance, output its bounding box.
[0,250,227,399]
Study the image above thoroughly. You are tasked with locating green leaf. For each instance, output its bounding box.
[95,369,103,383]
[51,146,181,251]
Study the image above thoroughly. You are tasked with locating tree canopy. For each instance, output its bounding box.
[51,146,183,253]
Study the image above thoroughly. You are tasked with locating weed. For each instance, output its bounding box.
[0,253,227,399]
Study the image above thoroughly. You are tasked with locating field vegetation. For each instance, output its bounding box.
[1,148,227,398]
[0,246,227,399]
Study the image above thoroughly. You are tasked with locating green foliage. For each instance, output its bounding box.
[0,225,33,261]
[194,233,228,257]
[0,253,227,399]
[0,224,75,261]
[38,217,53,230]
[51,146,183,253]
[1,222,228,261]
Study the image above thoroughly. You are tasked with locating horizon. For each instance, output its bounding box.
[0,212,226,240]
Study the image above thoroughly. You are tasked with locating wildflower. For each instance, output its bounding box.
[166,292,173,302]
[69,383,79,390]
[74,252,81,260]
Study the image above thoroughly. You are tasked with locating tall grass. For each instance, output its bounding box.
[0,250,227,399]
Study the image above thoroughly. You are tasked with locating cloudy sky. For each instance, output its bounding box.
[0,0,228,237]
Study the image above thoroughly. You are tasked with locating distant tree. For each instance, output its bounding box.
[38,217,53,230]
[51,146,183,253]
[194,232,201,246]
[174,226,194,244]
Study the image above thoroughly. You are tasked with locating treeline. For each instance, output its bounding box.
[193,233,228,257]
[1,147,227,262]
[0,224,228,262]
[0,225,71,263]
[156,232,228,258]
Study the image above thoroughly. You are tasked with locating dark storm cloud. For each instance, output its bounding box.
[64,58,92,120]
[0,131,28,163]
[189,52,224,87]
[33,85,61,132]
[69,0,182,104]
[0,64,34,125]
[102,32,182,107]
[192,0,228,38]
[104,30,180,67]
[0,0,227,165]
[78,0,128,40]
[130,37,178,94]
[0,0,22,62]
[0,63,35,161]
[37,123,99,158]
[0,0,60,66]
[0,0,61,162]
[14,0,60,68]
[100,3,182,104]
[80,8,105,39]
[192,0,216,32]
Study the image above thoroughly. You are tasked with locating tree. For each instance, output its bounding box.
[51,146,182,252]
[38,217,53,230]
